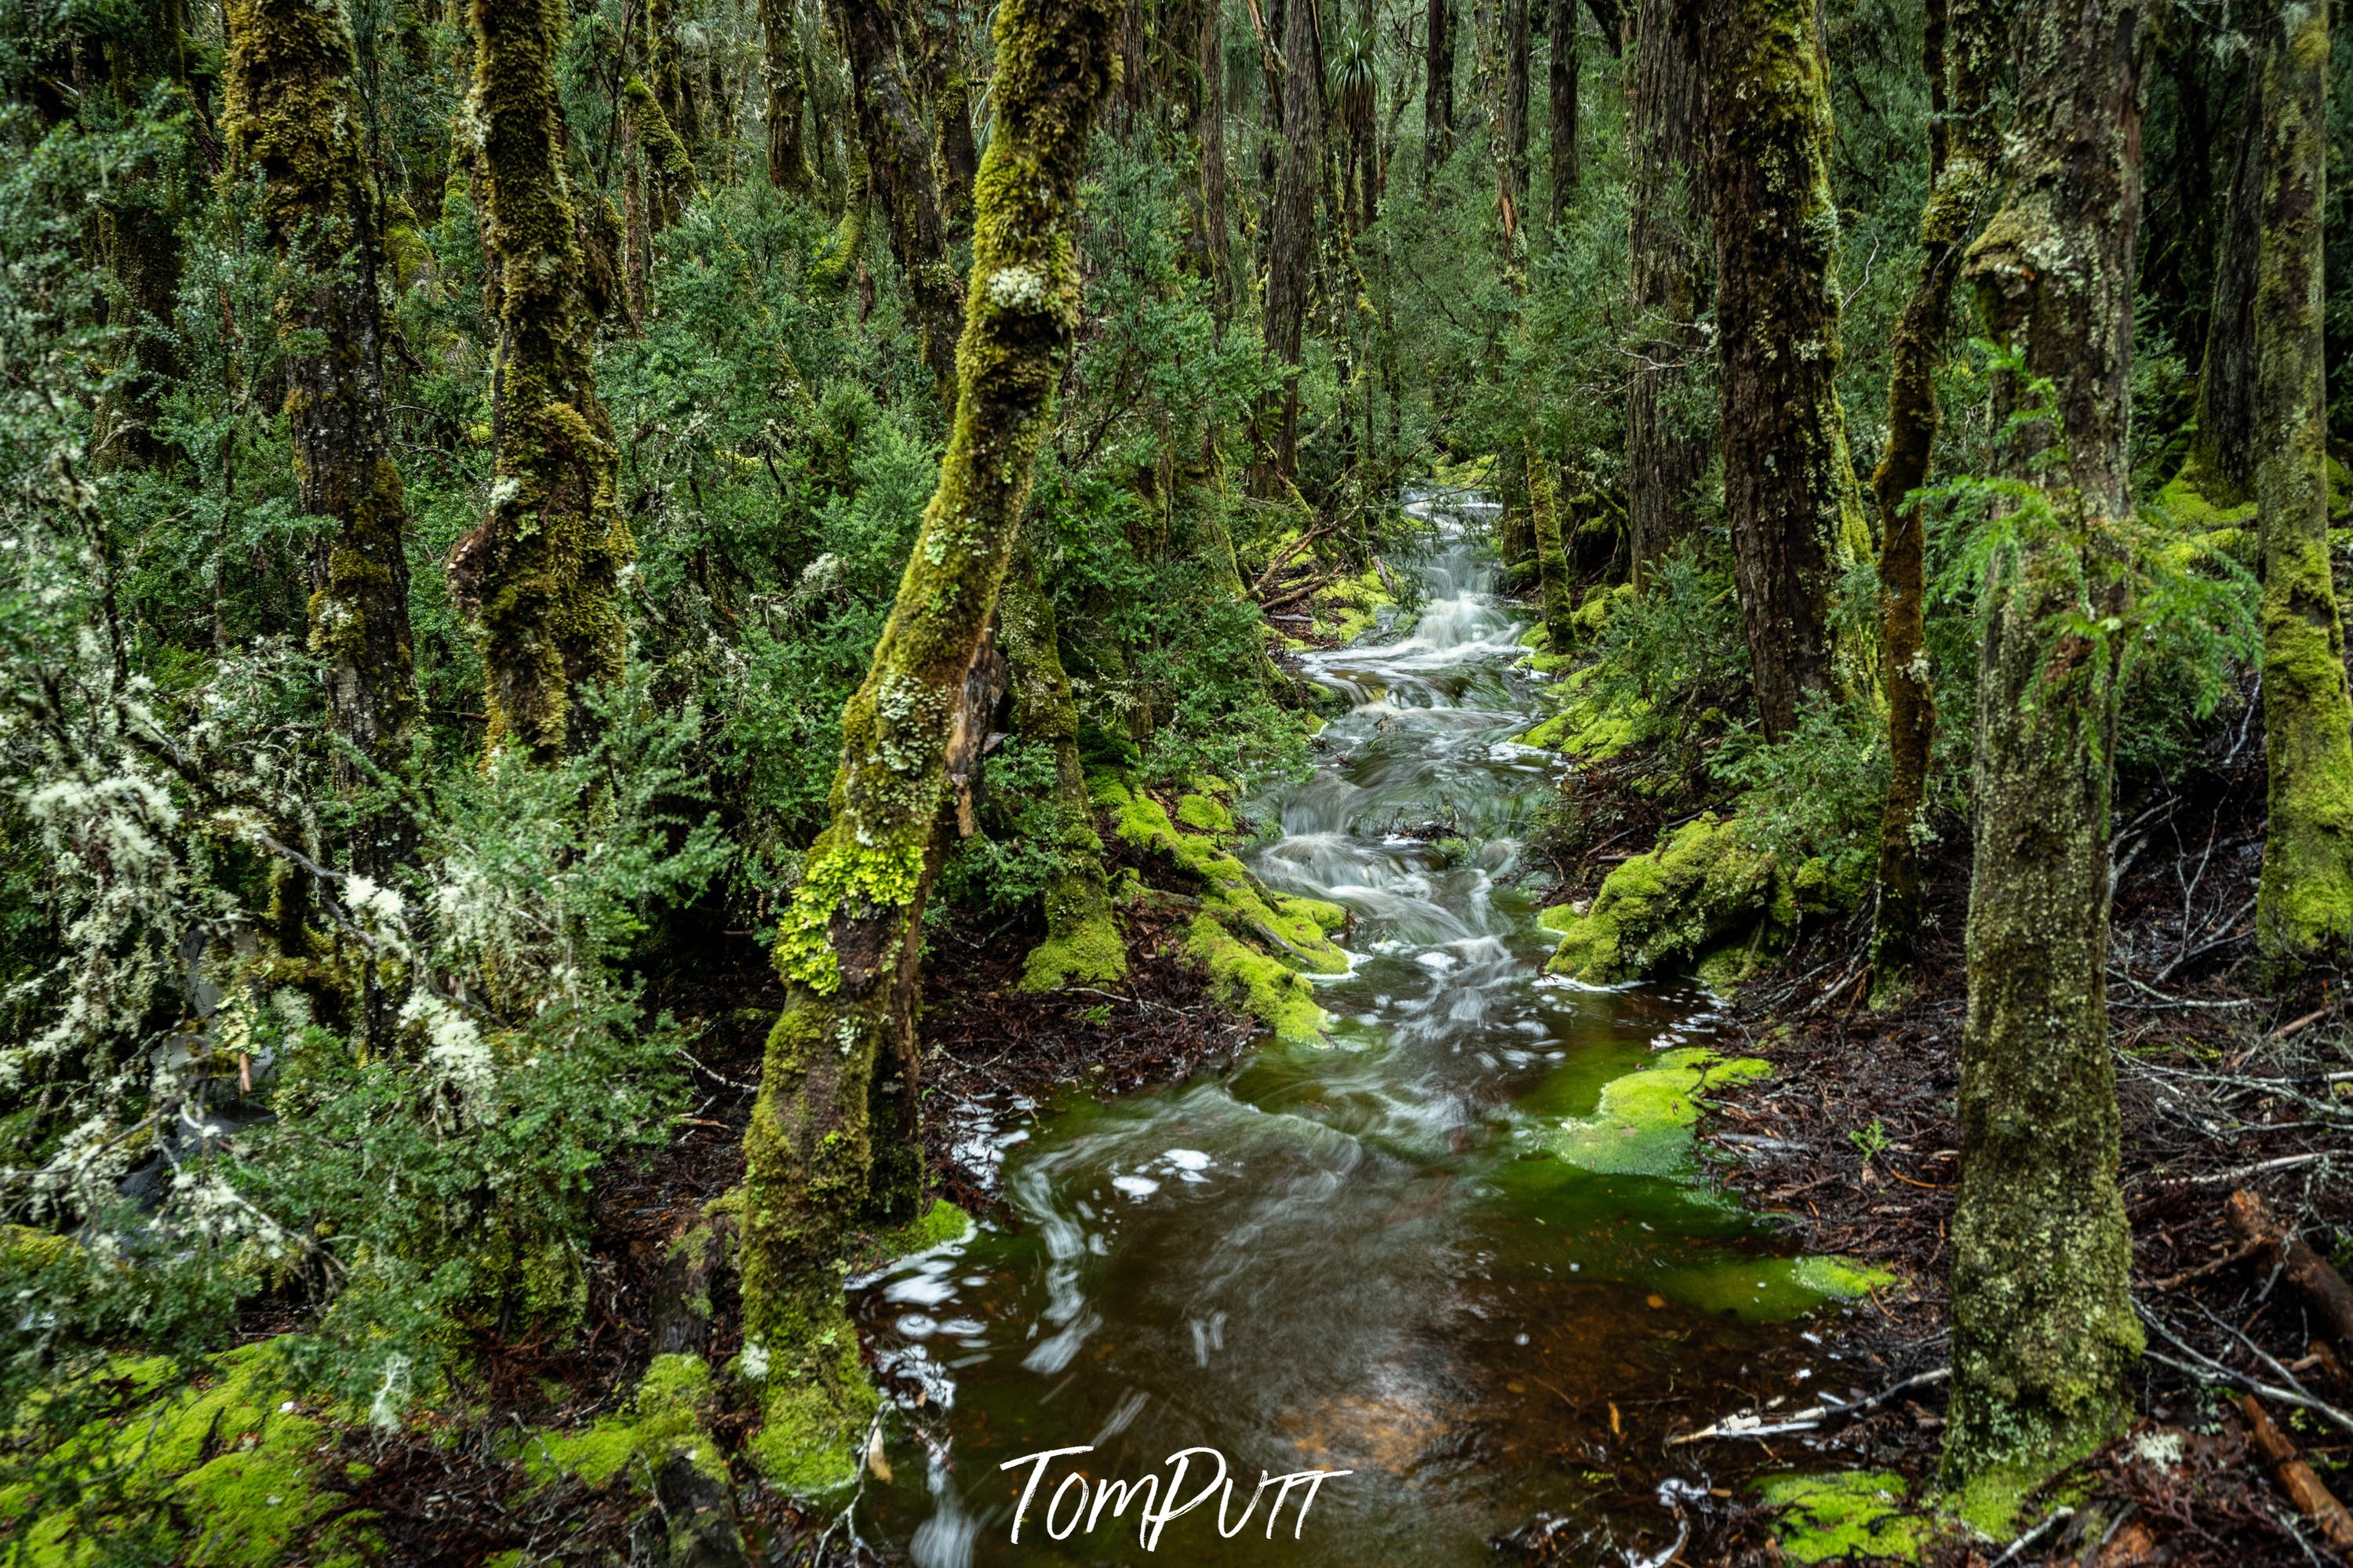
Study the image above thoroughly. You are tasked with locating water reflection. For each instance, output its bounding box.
[854,493,1823,1566]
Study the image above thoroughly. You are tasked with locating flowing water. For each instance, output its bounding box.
[853,500,1846,1566]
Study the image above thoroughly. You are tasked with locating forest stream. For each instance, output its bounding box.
[847,497,1868,1566]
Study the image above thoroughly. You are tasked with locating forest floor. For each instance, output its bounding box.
[301,875,1259,1563]
[1521,672,2353,1568]
[285,631,2351,1567]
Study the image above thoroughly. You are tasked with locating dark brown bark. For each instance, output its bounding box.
[1869,0,1994,997]
[832,0,964,409]
[1624,0,1707,580]
[1263,0,1324,482]
[1500,0,1531,252]
[1943,0,2151,1488]
[1197,0,1233,312]
[760,0,817,195]
[225,0,420,875]
[1696,0,1864,741]
[1425,0,1455,178]
[912,2,978,232]
[1548,0,1580,221]
[2187,54,2261,508]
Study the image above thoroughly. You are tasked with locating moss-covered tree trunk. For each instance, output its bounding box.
[453,0,632,761]
[1002,534,1128,991]
[625,73,698,232]
[2253,0,2353,962]
[2185,56,2263,508]
[1548,0,1580,223]
[734,0,1116,1495]
[1694,0,1867,743]
[1624,0,1708,583]
[1867,0,1993,999]
[760,0,817,196]
[1943,0,2148,1497]
[913,4,980,235]
[832,0,964,407]
[1527,441,1573,647]
[224,0,420,875]
[1425,0,1455,181]
[647,0,703,172]
[1262,0,1324,485]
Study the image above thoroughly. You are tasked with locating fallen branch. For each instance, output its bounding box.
[2240,1393,2353,1554]
[2136,1310,2353,1439]
[1987,1506,2074,1568]
[1667,1367,1949,1446]
[2137,1236,2266,1293]
[2228,1189,2353,1351]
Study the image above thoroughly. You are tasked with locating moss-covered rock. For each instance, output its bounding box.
[1098,778,1346,1041]
[1550,1046,1772,1175]
[1546,814,1804,985]
[1754,1471,1932,1563]
[0,1343,371,1567]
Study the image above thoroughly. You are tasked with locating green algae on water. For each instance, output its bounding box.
[1550,1047,1771,1176]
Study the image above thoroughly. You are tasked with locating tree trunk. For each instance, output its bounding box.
[1001,534,1127,992]
[1695,0,1867,743]
[1425,0,1455,180]
[625,73,697,231]
[647,0,702,171]
[760,0,816,195]
[1548,0,1579,222]
[832,0,963,409]
[1943,0,2149,1492]
[1868,0,1994,999]
[2184,53,2262,509]
[1197,0,1233,314]
[912,2,978,233]
[224,0,420,876]
[1263,0,1323,482]
[734,0,1116,1496]
[2253,0,2353,962]
[1500,0,1530,261]
[1624,0,1707,582]
[1528,441,1573,647]
[452,0,632,761]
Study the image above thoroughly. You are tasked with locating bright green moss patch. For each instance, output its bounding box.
[1018,908,1127,991]
[0,1342,370,1568]
[1651,1254,1900,1321]
[1188,914,1331,1043]
[1175,792,1235,833]
[1551,1048,1771,1176]
[1097,778,1347,1040]
[1311,565,1398,644]
[1536,901,1580,934]
[529,1353,732,1494]
[1546,813,1810,985]
[868,1199,972,1262]
[1755,1471,1932,1563]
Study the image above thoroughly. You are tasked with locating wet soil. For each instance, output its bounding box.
[1526,671,2352,1568]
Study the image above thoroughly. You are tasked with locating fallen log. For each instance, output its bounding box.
[2228,1189,2353,1351]
[2240,1393,2353,1555]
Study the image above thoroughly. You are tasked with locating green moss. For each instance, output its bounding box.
[1550,1048,1772,1176]
[1187,915,1331,1043]
[1100,780,1349,1042]
[1536,902,1581,934]
[1309,564,1399,644]
[1652,1254,1899,1321]
[1546,815,1801,984]
[0,1343,370,1567]
[530,1353,725,1489]
[1018,908,1127,991]
[1755,1471,1932,1563]
[867,1199,971,1262]
[1175,792,1235,833]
